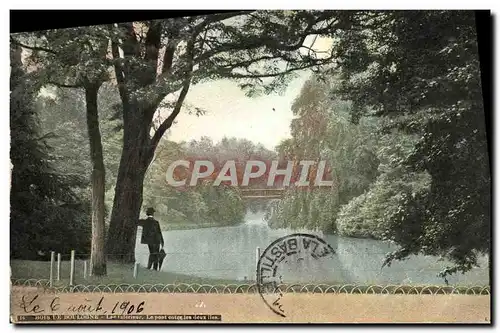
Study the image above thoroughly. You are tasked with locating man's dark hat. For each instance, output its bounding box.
[146,207,156,215]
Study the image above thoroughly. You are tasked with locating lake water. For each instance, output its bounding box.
[135,211,489,286]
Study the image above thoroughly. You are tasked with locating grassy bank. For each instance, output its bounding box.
[10,259,490,297]
[10,259,243,286]
[10,259,489,292]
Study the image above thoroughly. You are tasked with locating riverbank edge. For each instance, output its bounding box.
[160,221,246,231]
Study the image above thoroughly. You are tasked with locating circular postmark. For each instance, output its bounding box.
[256,233,336,317]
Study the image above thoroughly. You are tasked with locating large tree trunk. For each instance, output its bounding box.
[85,83,107,276]
[106,22,193,262]
[106,104,153,263]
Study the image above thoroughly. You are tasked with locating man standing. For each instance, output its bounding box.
[138,207,164,271]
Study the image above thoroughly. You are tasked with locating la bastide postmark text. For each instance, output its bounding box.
[256,233,336,317]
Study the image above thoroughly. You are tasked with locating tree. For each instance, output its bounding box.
[331,11,490,277]
[105,11,351,261]
[11,27,111,275]
[268,75,380,232]
[36,83,123,197]
[10,43,91,260]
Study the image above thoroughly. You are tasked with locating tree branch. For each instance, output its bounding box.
[118,22,141,58]
[159,30,180,76]
[108,25,129,105]
[47,81,82,88]
[149,36,196,153]
[136,12,253,113]
[226,55,335,79]
[192,11,252,35]
[10,37,58,55]
[194,22,327,65]
[150,78,191,152]
[144,21,162,64]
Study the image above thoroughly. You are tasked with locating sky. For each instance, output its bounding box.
[166,71,312,151]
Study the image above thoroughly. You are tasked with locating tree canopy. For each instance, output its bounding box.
[332,10,490,278]
[10,44,91,260]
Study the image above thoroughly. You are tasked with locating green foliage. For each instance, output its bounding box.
[268,76,380,231]
[334,127,427,238]
[36,83,124,218]
[13,26,110,87]
[332,11,490,276]
[267,188,339,232]
[10,47,91,260]
[336,170,431,239]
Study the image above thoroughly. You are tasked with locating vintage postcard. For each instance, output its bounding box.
[9,10,491,324]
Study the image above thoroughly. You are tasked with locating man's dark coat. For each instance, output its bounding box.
[138,216,164,245]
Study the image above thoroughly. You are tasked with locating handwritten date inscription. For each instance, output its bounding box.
[19,294,145,316]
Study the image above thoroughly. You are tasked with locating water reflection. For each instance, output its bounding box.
[135,211,489,286]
